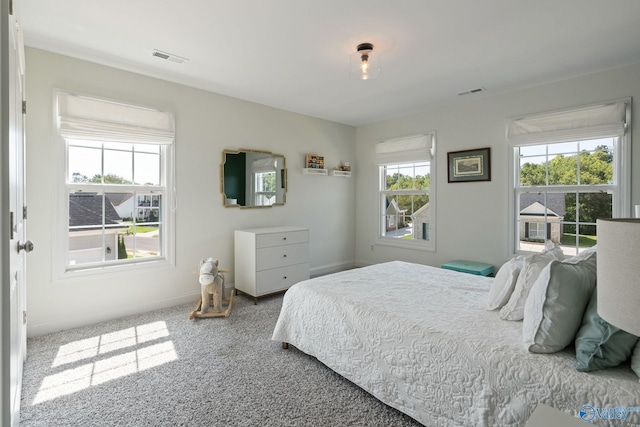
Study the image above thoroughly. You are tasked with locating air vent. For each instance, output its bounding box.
[457,87,486,96]
[152,49,188,64]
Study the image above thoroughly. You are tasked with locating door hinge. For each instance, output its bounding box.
[9,0,13,16]
[23,206,27,220]
[22,100,27,115]
[23,311,27,325]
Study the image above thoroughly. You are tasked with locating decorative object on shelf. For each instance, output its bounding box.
[305,154,325,169]
[447,147,491,183]
[221,148,286,208]
[333,162,351,172]
[189,258,234,319]
[350,42,380,80]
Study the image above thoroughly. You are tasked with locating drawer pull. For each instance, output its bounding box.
[284,276,287,279]
[283,254,287,258]
[283,237,287,240]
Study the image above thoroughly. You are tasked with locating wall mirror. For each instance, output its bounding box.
[221,149,287,208]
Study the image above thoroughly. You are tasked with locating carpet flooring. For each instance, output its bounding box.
[19,293,422,426]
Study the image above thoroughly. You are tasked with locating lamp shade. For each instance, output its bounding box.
[596,218,640,336]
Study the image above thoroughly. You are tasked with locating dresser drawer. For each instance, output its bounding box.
[256,230,308,248]
[256,263,309,295]
[256,243,309,271]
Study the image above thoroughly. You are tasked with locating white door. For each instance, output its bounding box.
[4,1,29,426]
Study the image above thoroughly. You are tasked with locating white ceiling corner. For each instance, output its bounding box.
[18,0,640,126]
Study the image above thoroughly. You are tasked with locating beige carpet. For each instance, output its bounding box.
[19,293,422,426]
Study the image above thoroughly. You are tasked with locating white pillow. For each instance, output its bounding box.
[487,256,523,310]
[632,340,640,381]
[499,245,563,321]
[523,251,597,353]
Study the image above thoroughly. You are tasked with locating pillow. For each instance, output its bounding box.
[563,245,597,263]
[632,341,640,380]
[575,288,639,372]
[500,243,564,321]
[522,250,597,353]
[487,256,523,310]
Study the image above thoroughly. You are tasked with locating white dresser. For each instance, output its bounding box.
[234,226,309,303]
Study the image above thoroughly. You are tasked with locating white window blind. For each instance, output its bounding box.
[375,133,434,164]
[252,157,277,173]
[507,101,627,146]
[57,92,175,144]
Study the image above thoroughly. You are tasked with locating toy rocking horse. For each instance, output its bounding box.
[189,257,234,319]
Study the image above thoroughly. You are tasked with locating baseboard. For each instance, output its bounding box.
[310,260,356,278]
[354,259,375,268]
[27,291,201,338]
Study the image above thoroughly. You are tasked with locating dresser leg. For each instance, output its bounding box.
[282,342,289,350]
[253,297,257,305]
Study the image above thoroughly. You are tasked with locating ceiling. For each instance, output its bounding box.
[19,0,640,126]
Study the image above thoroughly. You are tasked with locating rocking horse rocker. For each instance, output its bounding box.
[189,257,234,319]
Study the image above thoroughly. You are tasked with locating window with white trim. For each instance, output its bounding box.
[377,133,436,249]
[55,91,176,276]
[508,100,630,256]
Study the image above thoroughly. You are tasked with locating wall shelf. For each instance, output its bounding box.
[331,170,351,177]
[302,168,328,176]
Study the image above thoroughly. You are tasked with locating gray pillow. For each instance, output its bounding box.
[575,288,639,372]
[523,251,597,353]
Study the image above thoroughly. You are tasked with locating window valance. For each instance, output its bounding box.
[57,92,175,145]
[252,157,277,173]
[375,133,434,164]
[507,100,627,146]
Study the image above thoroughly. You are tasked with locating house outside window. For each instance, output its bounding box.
[376,133,436,250]
[54,91,175,278]
[508,100,630,255]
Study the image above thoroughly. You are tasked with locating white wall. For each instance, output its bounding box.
[25,48,356,336]
[355,63,640,269]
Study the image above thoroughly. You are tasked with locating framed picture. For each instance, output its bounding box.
[447,147,491,183]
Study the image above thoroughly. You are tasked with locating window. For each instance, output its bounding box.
[527,222,547,241]
[376,133,436,249]
[254,171,276,206]
[508,100,630,256]
[250,155,278,206]
[55,91,175,277]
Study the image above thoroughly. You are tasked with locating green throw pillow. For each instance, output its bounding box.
[575,288,639,372]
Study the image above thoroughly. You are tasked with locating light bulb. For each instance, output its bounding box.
[360,53,370,75]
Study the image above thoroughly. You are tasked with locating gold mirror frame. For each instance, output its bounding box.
[220,149,287,208]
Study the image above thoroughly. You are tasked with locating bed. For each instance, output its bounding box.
[271,261,640,426]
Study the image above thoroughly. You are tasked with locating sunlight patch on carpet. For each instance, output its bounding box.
[51,321,170,367]
[33,322,177,405]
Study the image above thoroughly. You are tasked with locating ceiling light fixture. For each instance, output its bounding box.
[351,42,379,80]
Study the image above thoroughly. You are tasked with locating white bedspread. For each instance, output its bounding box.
[272,261,640,427]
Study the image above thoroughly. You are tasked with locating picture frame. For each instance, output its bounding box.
[447,147,491,183]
